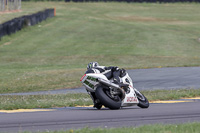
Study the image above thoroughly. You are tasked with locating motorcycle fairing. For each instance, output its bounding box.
[81,73,108,92]
[81,73,139,106]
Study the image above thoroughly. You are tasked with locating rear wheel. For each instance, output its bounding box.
[95,86,121,110]
[135,90,149,108]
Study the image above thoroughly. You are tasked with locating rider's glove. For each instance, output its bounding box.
[112,67,119,71]
[120,68,126,77]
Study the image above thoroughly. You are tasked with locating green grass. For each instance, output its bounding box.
[1,89,200,110]
[142,88,200,101]
[21,122,200,133]
[0,93,92,110]
[1,2,200,93]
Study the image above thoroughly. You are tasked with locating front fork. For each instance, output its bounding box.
[134,88,145,101]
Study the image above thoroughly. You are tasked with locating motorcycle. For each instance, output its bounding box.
[80,70,149,110]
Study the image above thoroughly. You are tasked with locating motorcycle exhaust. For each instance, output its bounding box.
[98,78,120,89]
[98,78,125,100]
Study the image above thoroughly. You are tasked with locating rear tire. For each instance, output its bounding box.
[95,86,121,110]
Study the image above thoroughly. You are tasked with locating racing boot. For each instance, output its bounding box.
[93,99,102,110]
[89,92,102,109]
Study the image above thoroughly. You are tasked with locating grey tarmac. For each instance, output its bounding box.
[0,101,200,132]
[1,67,200,132]
[1,67,200,95]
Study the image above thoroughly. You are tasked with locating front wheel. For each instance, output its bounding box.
[135,90,149,108]
[95,86,121,110]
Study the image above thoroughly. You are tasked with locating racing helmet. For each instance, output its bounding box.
[87,62,99,69]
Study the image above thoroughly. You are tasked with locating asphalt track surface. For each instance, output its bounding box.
[1,67,200,95]
[1,101,200,132]
[1,67,200,132]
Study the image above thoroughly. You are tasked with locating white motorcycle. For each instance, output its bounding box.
[80,70,149,110]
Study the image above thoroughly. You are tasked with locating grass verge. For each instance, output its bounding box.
[0,93,91,110]
[19,122,200,133]
[1,88,200,110]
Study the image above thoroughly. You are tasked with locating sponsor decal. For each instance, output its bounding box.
[127,97,138,102]
[81,75,97,89]
[87,76,97,82]
[83,80,94,89]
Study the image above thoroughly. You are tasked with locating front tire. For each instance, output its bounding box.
[95,86,121,110]
[135,90,149,108]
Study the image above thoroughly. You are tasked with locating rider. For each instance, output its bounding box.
[86,62,128,108]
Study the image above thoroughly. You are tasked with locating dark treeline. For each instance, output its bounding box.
[21,0,200,2]
[67,0,200,2]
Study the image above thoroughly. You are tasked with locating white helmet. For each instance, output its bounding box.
[87,62,99,69]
